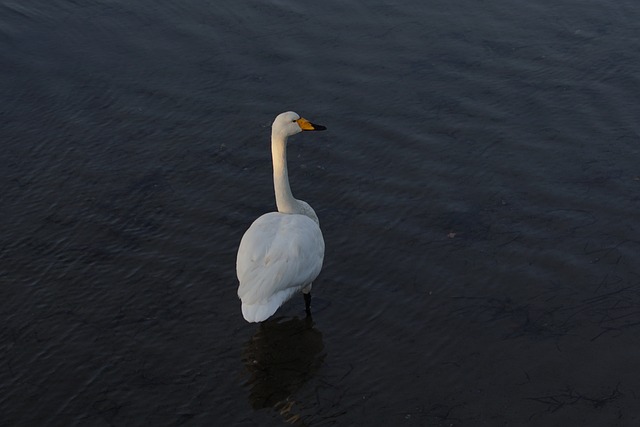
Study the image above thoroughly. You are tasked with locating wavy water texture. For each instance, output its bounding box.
[1,0,640,425]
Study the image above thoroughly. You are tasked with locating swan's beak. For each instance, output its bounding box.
[297,117,327,131]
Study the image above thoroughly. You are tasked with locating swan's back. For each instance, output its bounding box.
[237,212,324,322]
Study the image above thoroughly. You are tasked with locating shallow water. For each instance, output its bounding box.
[2,0,640,425]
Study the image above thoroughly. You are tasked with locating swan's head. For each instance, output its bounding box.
[272,111,326,138]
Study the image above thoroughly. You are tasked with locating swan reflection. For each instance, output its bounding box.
[243,315,325,423]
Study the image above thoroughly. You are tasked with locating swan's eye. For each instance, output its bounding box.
[292,119,297,123]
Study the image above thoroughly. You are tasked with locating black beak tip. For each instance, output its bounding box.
[313,123,327,131]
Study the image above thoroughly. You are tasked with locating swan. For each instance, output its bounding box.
[237,111,326,323]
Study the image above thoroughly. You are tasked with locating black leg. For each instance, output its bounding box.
[304,292,312,316]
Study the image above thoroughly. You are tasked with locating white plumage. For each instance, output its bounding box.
[236,111,326,323]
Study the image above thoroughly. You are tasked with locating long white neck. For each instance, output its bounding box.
[271,131,299,214]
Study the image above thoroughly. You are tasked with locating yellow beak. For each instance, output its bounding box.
[296,117,327,131]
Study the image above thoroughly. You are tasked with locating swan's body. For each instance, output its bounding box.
[237,112,326,323]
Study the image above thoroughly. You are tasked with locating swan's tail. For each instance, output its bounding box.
[240,287,299,323]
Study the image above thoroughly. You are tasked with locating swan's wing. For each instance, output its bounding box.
[236,212,324,322]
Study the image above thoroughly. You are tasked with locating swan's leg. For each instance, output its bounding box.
[302,283,313,316]
[304,292,312,316]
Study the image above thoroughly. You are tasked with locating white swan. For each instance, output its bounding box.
[237,111,326,323]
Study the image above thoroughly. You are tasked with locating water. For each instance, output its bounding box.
[2,0,640,425]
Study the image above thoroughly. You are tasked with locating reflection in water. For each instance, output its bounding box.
[243,316,325,424]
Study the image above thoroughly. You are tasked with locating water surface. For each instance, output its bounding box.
[2,0,640,425]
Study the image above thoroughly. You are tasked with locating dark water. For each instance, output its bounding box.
[2,0,640,425]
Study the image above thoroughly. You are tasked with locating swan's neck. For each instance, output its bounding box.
[271,132,300,214]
